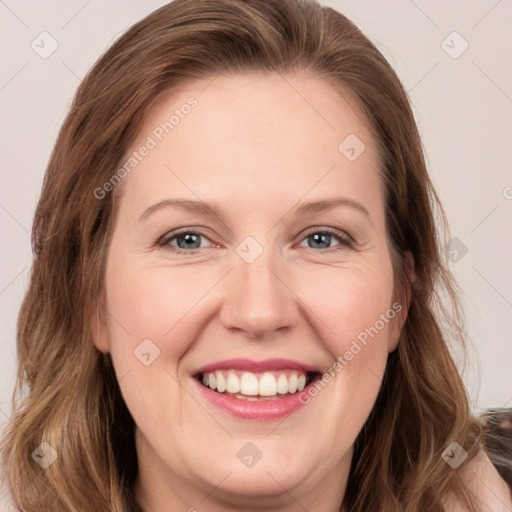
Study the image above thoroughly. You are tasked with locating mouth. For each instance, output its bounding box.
[192,358,323,420]
[195,369,320,401]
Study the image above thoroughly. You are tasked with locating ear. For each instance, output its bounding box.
[388,250,416,353]
[91,305,111,353]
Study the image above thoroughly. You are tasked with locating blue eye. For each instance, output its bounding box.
[298,229,352,250]
[158,227,352,254]
[159,231,213,252]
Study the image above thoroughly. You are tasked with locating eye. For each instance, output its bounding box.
[158,230,216,253]
[297,228,353,251]
[157,227,353,254]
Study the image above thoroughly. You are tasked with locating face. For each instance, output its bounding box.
[94,73,408,510]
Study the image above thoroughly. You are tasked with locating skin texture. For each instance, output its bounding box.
[93,73,410,512]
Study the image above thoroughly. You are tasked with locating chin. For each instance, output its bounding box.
[201,441,314,497]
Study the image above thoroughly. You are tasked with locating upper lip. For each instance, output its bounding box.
[194,358,321,375]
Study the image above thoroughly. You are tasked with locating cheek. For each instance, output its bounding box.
[293,259,395,417]
[104,259,214,359]
[102,262,205,432]
[104,247,396,366]
[292,258,395,356]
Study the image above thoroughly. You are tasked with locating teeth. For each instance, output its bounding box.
[208,373,216,390]
[240,372,259,395]
[276,374,288,394]
[200,369,310,398]
[226,372,241,393]
[258,372,277,396]
[288,373,298,393]
[215,370,226,393]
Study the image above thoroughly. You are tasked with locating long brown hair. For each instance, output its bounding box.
[1,0,484,510]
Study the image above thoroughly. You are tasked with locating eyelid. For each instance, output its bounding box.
[156,225,355,253]
[298,226,354,247]
[157,227,218,251]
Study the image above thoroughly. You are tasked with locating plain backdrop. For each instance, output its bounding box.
[1,0,511,439]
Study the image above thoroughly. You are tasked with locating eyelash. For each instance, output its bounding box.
[156,227,354,254]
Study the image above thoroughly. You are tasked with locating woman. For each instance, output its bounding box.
[1,0,510,510]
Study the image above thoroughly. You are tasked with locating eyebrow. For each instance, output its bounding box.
[138,197,371,222]
[294,197,370,219]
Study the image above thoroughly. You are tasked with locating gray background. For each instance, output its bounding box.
[1,0,511,453]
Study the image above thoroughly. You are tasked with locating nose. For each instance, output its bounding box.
[219,245,299,340]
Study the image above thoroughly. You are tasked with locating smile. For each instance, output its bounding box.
[193,358,322,419]
[197,369,317,400]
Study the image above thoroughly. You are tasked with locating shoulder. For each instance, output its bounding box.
[443,447,512,512]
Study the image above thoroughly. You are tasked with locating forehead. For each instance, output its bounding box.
[114,72,383,220]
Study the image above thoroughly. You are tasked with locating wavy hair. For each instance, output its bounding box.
[1,0,485,510]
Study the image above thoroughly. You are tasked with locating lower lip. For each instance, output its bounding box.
[194,378,311,420]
